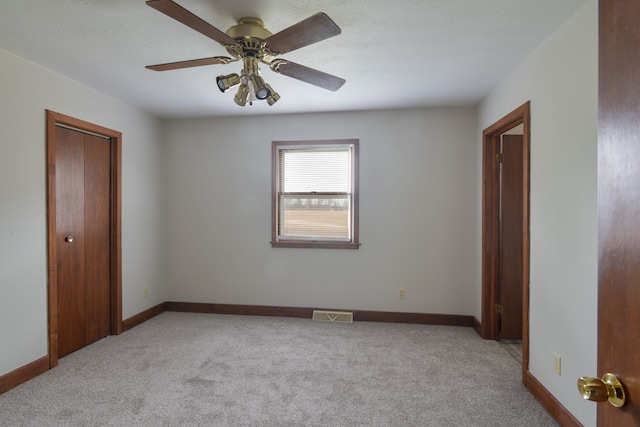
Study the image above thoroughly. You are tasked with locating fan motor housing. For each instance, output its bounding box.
[226,17,272,40]
[225,17,275,60]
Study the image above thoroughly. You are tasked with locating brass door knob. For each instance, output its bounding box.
[577,373,626,408]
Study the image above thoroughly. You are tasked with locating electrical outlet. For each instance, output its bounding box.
[398,288,406,300]
[553,353,561,375]
[143,287,148,298]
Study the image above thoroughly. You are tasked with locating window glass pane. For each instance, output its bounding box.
[279,194,350,240]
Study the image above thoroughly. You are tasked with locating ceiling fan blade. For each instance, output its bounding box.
[264,12,341,55]
[271,60,345,91]
[146,0,236,46]
[146,56,233,71]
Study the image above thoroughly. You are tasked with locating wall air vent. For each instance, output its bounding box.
[312,310,353,323]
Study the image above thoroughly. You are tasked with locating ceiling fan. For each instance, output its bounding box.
[145,0,346,107]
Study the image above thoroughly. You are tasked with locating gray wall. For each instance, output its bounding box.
[0,49,166,376]
[163,108,479,313]
[478,0,597,424]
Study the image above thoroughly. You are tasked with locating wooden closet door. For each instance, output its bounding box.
[83,134,112,344]
[55,126,111,357]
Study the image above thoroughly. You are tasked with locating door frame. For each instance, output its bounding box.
[481,101,530,383]
[45,110,123,368]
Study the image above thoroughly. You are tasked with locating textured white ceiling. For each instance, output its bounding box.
[0,0,587,118]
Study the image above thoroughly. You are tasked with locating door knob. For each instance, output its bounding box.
[577,373,626,408]
[64,235,74,243]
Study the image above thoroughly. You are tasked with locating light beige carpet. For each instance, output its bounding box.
[0,312,557,426]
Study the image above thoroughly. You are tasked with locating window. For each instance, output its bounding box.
[271,139,359,249]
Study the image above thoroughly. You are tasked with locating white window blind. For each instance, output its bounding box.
[276,145,353,241]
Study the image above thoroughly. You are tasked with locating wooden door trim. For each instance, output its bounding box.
[46,110,122,368]
[481,101,530,383]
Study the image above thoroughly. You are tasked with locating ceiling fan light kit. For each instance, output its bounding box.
[145,0,345,107]
[216,73,240,92]
[223,53,276,106]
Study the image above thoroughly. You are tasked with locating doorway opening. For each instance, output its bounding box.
[45,110,123,368]
[481,102,530,384]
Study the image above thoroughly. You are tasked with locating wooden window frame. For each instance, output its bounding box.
[271,139,360,249]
